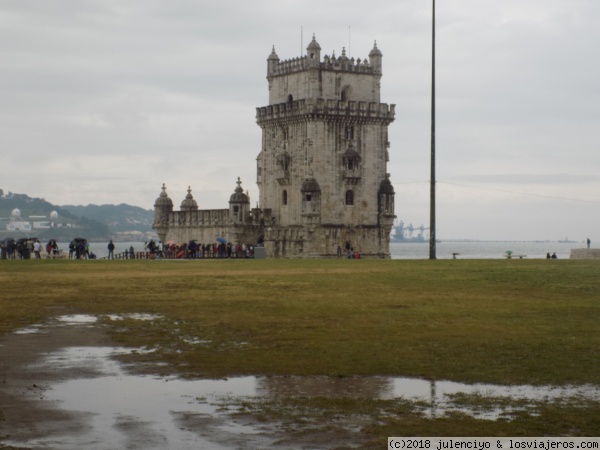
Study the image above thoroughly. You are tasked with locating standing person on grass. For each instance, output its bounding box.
[107,240,115,259]
[33,240,41,259]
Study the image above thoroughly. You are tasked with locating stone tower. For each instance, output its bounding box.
[255,35,396,258]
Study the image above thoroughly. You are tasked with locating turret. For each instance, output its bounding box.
[229,177,250,223]
[378,175,395,217]
[306,34,321,65]
[180,186,198,212]
[267,45,280,76]
[369,41,383,74]
[153,183,174,242]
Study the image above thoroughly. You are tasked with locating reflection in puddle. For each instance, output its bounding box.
[13,326,45,335]
[23,346,260,450]
[106,313,163,321]
[56,314,98,324]
[14,313,162,336]
[13,344,600,450]
[6,314,600,449]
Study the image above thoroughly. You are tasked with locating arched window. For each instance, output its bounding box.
[345,190,354,206]
[282,190,288,205]
[287,94,293,103]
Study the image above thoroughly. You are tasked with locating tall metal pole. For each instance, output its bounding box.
[429,0,437,260]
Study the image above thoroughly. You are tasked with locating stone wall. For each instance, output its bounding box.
[570,248,600,259]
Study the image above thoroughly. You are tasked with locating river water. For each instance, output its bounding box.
[389,240,585,260]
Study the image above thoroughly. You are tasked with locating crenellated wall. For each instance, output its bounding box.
[256,98,395,122]
[268,54,375,77]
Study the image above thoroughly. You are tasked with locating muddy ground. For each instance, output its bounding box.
[0,321,113,448]
[0,317,368,450]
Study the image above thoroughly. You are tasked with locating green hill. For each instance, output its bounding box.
[0,189,155,241]
[61,203,154,233]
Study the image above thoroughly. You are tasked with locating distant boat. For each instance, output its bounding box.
[558,237,576,243]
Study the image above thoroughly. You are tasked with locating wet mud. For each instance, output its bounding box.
[0,316,349,449]
[2,315,600,449]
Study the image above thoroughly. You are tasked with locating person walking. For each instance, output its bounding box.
[587,238,591,249]
[107,240,115,259]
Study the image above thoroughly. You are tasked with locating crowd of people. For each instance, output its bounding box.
[0,237,257,260]
[0,238,98,260]
[0,237,51,259]
[142,239,256,259]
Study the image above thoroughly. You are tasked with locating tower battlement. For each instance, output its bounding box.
[256,98,395,123]
[268,51,375,77]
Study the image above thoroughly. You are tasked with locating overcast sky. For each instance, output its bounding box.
[2,0,599,241]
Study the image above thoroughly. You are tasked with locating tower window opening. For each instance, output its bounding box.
[305,194,312,202]
[341,86,350,101]
[287,94,293,103]
[277,153,291,170]
[345,190,354,206]
[282,190,288,205]
[344,125,354,140]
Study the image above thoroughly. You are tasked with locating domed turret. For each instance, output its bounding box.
[378,175,395,215]
[267,45,280,75]
[379,177,395,195]
[229,177,249,204]
[229,177,250,223]
[11,208,21,219]
[306,34,321,65]
[369,40,383,74]
[154,183,173,209]
[153,183,174,233]
[180,186,198,211]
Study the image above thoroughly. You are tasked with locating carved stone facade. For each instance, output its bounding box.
[153,35,396,258]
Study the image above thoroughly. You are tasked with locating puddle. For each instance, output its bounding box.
[17,346,268,450]
[56,314,98,324]
[10,344,600,450]
[14,313,161,336]
[13,327,45,335]
[389,377,600,419]
[5,315,600,449]
[106,313,163,321]
[181,337,211,345]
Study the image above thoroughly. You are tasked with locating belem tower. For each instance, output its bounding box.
[153,35,396,258]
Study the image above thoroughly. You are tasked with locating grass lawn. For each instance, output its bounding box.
[1,258,599,440]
